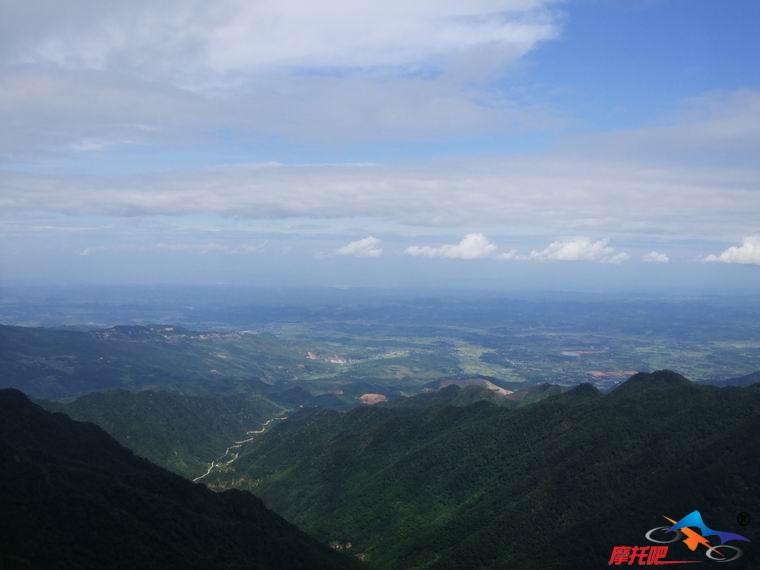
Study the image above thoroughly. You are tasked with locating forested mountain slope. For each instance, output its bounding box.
[207,371,760,569]
[39,389,283,478]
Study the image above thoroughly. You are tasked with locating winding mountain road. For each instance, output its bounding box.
[193,415,287,483]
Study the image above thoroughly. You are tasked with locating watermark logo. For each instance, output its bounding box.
[609,510,750,565]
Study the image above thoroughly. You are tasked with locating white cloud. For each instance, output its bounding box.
[3,157,759,241]
[561,90,760,168]
[402,235,633,264]
[336,236,383,258]
[404,233,498,260]
[1,1,558,76]
[642,251,669,263]
[0,1,562,156]
[527,238,629,264]
[78,246,108,256]
[67,137,137,152]
[705,235,760,266]
[496,249,520,260]
[79,242,265,256]
[0,60,561,159]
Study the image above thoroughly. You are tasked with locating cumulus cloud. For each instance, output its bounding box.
[402,235,633,264]
[642,251,669,263]
[705,235,760,266]
[336,236,383,258]
[405,233,498,260]
[526,238,629,264]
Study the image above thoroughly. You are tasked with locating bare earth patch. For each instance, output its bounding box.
[359,393,387,405]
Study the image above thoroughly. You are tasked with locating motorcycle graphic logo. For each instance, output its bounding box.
[609,510,750,565]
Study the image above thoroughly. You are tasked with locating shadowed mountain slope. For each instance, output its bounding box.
[0,389,362,570]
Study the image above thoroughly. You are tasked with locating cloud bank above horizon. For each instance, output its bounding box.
[0,0,758,289]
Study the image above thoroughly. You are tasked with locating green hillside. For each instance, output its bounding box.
[386,382,562,409]
[0,388,362,570]
[40,389,284,478]
[206,371,760,569]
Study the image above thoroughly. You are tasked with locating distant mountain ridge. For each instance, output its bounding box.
[721,370,760,387]
[0,388,362,570]
[387,381,564,409]
[0,323,333,401]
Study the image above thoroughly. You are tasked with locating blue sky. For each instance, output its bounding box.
[1,0,759,291]
[531,1,760,127]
